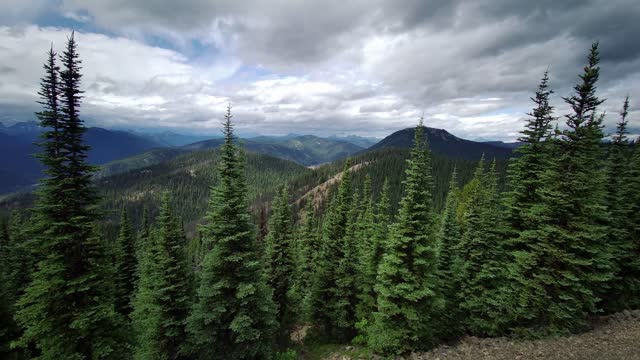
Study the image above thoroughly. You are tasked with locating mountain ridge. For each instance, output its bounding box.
[368,126,514,160]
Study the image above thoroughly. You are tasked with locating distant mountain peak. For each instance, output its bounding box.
[368,125,513,160]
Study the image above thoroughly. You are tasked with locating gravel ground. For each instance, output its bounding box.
[328,310,640,360]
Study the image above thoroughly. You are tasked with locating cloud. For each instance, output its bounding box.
[0,1,638,140]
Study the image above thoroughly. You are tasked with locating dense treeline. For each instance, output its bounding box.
[1,36,639,359]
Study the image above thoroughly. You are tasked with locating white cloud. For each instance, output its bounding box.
[1,0,639,141]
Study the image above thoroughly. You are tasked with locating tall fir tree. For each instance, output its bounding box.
[333,190,360,340]
[454,156,509,336]
[185,105,276,359]
[368,120,442,354]
[502,72,560,332]
[0,217,15,357]
[604,97,636,310]
[296,198,320,320]
[503,71,555,238]
[136,206,151,264]
[619,141,640,308]
[131,231,161,360]
[4,213,33,315]
[373,179,391,263]
[435,167,462,336]
[15,33,126,359]
[263,185,295,347]
[2,213,36,359]
[115,208,138,318]
[519,43,612,334]
[308,160,356,340]
[258,205,269,244]
[132,193,191,360]
[355,175,379,336]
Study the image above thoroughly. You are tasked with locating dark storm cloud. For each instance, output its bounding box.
[60,0,640,81]
[1,0,638,139]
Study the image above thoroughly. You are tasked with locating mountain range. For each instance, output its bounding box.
[0,121,516,195]
[186,135,364,166]
[131,130,218,147]
[0,122,163,193]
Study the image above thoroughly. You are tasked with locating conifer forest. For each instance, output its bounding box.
[1,27,640,360]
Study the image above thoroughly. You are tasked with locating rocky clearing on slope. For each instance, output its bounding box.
[324,310,640,360]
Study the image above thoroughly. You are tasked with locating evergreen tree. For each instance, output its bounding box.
[258,205,269,244]
[263,185,295,346]
[115,208,138,318]
[454,156,509,336]
[2,213,36,359]
[333,190,360,340]
[516,43,612,334]
[308,160,356,339]
[4,213,33,310]
[501,72,560,332]
[0,218,15,357]
[619,142,640,308]
[136,206,151,263]
[503,71,555,238]
[296,198,319,320]
[368,120,442,354]
[604,97,636,310]
[373,179,391,259]
[131,231,160,360]
[435,168,462,336]
[132,193,191,360]
[15,33,126,359]
[185,105,276,359]
[355,175,379,337]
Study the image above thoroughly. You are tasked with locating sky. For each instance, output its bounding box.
[0,0,638,141]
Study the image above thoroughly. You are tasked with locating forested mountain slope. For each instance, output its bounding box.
[369,126,513,160]
[0,145,506,239]
[185,134,363,166]
[0,123,165,193]
[93,150,315,238]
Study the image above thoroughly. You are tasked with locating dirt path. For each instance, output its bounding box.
[295,162,369,211]
[421,312,640,360]
[326,311,640,360]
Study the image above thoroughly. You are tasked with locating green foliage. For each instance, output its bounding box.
[454,157,509,336]
[0,217,16,357]
[132,193,191,360]
[185,106,276,359]
[15,33,127,359]
[274,349,298,360]
[309,160,358,340]
[316,147,507,217]
[618,143,640,308]
[4,212,34,311]
[501,71,561,333]
[604,97,638,311]
[96,149,312,240]
[333,190,360,339]
[354,176,387,342]
[1,213,37,359]
[507,43,613,335]
[435,168,462,336]
[264,185,296,346]
[503,70,555,239]
[294,198,320,321]
[368,121,442,354]
[247,135,364,166]
[114,208,138,318]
